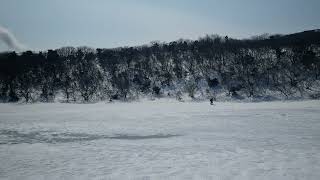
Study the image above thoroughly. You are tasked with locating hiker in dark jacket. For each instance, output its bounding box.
[210,98,214,105]
[210,96,217,105]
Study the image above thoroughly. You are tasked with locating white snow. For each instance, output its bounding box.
[0,100,320,179]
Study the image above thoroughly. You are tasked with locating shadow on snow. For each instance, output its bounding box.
[0,130,181,144]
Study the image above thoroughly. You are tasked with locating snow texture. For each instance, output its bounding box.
[0,100,320,179]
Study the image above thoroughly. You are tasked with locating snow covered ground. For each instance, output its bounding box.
[0,100,320,180]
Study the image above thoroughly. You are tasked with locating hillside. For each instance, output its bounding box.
[0,30,319,103]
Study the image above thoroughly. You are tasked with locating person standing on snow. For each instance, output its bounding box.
[210,96,216,105]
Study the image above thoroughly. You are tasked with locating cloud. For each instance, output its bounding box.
[0,25,26,51]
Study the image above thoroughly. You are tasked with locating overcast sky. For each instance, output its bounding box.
[0,0,320,51]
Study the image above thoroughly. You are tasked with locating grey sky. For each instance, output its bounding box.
[0,0,319,51]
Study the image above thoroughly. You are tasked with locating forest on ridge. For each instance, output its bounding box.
[0,30,320,103]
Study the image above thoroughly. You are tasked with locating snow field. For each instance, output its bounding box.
[0,100,320,179]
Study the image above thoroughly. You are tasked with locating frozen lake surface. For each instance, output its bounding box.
[0,100,320,179]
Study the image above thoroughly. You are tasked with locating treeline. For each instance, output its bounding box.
[0,30,320,103]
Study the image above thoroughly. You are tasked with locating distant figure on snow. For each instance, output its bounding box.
[210,98,214,105]
[210,97,216,105]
